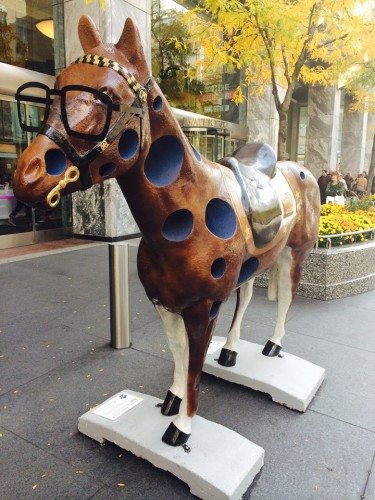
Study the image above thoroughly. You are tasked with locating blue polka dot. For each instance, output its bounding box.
[237,257,259,285]
[152,96,163,111]
[209,301,222,319]
[211,258,226,279]
[45,149,67,176]
[300,171,306,180]
[144,135,184,187]
[99,162,116,177]
[118,129,139,160]
[205,198,237,239]
[162,209,193,242]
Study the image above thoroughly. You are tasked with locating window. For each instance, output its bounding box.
[0,0,54,75]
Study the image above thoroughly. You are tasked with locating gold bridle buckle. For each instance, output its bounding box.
[98,140,110,152]
[46,165,80,208]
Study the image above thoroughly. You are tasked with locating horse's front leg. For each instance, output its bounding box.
[218,279,254,367]
[156,305,187,416]
[162,299,218,446]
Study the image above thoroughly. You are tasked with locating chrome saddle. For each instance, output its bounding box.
[218,143,282,248]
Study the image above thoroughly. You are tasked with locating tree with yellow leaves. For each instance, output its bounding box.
[185,0,374,161]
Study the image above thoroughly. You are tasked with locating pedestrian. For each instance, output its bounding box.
[326,171,345,204]
[344,172,354,192]
[354,173,367,197]
[7,199,32,226]
[317,169,330,204]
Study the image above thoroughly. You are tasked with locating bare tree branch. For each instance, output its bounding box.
[281,45,291,85]
[254,13,281,109]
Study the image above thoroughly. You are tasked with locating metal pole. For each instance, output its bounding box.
[108,242,131,349]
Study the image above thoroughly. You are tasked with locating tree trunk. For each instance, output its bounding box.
[277,109,288,161]
[367,134,375,195]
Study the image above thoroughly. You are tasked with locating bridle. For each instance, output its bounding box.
[39,54,152,201]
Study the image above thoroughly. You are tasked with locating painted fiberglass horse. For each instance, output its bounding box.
[14,16,320,446]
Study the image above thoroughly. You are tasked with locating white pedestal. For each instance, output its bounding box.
[78,390,264,500]
[204,337,325,412]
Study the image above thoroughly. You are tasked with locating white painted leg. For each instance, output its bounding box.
[171,341,191,436]
[156,305,187,400]
[223,278,254,352]
[268,247,294,347]
[268,263,278,301]
[162,327,192,445]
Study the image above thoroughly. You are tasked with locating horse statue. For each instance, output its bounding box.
[13,16,320,447]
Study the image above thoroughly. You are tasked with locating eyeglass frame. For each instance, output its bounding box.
[15,81,121,142]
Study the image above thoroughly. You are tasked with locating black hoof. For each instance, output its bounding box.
[161,390,182,416]
[262,340,282,357]
[162,422,190,447]
[217,348,238,367]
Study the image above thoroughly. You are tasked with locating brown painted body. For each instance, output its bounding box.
[13,16,320,441]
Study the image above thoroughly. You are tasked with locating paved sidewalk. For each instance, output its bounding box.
[0,244,374,499]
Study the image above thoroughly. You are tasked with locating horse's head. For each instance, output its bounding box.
[14,15,151,209]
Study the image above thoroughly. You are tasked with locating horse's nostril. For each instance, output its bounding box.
[45,149,67,176]
[23,157,44,180]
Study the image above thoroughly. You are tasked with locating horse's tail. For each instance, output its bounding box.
[267,263,278,301]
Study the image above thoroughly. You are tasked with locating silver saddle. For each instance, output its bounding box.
[218,143,282,248]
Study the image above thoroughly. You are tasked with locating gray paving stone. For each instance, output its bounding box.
[0,312,105,395]
[282,333,375,432]
[0,426,102,499]
[288,297,375,352]
[90,468,194,499]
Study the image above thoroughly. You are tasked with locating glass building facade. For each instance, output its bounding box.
[0,0,71,249]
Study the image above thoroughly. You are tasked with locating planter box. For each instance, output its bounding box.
[255,239,375,300]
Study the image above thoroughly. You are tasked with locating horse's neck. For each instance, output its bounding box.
[118,85,214,237]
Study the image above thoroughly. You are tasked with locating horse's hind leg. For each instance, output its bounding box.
[218,278,254,367]
[262,246,301,356]
[156,305,187,416]
[162,299,217,446]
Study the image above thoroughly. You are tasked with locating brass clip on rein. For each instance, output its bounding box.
[46,165,80,207]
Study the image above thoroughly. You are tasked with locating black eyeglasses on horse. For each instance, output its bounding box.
[15,81,120,142]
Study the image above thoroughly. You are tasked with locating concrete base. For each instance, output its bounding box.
[204,337,325,412]
[78,390,264,500]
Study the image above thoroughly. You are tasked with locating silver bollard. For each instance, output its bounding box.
[108,242,131,349]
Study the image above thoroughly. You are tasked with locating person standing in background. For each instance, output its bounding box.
[317,169,330,204]
[354,173,367,197]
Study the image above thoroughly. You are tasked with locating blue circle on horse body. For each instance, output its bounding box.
[144,135,184,187]
[162,209,193,242]
[209,301,222,319]
[45,149,67,176]
[205,198,237,239]
[211,258,226,279]
[118,129,139,160]
[152,96,163,111]
[99,162,116,177]
[237,257,259,285]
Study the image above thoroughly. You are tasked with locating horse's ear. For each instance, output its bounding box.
[116,18,145,62]
[78,15,102,52]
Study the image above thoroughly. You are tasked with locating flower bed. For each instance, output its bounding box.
[255,196,375,300]
[318,197,375,247]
